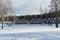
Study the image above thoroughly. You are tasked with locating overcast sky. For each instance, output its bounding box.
[11,0,51,16]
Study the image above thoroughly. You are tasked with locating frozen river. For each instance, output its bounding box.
[0,24,60,40]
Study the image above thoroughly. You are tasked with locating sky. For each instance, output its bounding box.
[11,0,51,16]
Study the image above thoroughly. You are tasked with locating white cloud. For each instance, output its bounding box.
[11,0,51,16]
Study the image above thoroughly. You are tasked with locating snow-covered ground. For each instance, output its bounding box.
[0,24,58,34]
[0,32,60,40]
[0,24,60,40]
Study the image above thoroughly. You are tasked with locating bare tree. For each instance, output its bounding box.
[0,0,16,29]
[50,0,59,28]
[40,4,43,18]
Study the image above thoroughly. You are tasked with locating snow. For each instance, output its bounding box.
[0,32,60,40]
[0,37,14,40]
[0,27,60,34]
[0,24,60,40]
[0,24,59,34]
